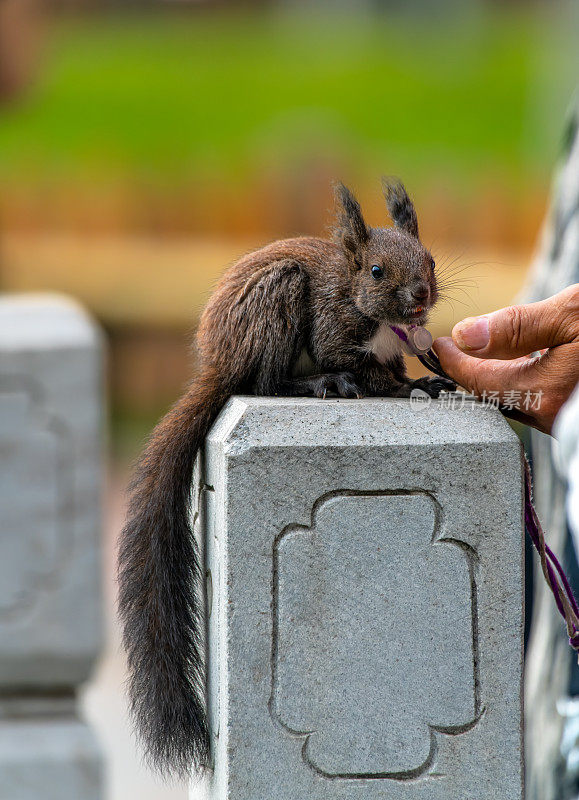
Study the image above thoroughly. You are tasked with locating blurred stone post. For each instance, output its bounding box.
[202,395,524,800]
[0,295,104,799]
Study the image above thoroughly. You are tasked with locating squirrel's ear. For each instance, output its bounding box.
[334,182,369,254]
[382,177,419,239]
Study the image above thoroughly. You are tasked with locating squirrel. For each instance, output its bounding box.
[117,178,456,779]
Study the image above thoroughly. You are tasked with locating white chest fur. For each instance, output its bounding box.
[292,347,317,378]
[365,322,404,365]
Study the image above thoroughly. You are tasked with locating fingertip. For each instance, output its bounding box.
[432,336,456,357]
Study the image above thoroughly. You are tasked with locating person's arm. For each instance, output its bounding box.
[433,283,579,435]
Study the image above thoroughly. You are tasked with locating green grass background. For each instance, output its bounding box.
[0,6,576,194]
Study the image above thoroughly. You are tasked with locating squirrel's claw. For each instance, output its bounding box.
[412,375,457,398]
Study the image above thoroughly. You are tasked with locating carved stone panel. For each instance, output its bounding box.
[0,389,69,618]
[272,492,478,779]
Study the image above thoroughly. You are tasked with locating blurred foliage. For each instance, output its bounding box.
[0,5,576,191]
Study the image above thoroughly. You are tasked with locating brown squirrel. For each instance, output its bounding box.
[118,178,455,779]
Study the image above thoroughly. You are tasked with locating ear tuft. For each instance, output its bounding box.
[382,177,419,239]
[333,182,369,253]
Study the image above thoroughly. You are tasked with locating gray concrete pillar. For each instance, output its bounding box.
[201,396,524,800]
[0,295,104,799]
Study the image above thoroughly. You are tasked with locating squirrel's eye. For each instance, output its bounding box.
[371,265,383,280]
[430,257,436,271]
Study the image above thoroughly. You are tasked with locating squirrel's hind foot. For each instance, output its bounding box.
[279,372,363,399]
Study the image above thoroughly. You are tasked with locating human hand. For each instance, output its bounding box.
[432,284,579,435]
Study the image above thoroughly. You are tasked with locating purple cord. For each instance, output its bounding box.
[547,541,579,619]
[389,324,409,344]
[524,465,579,651]
[524,469,577,616]
[525,503,566,618]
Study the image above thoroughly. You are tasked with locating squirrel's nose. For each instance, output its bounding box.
[412,284,430,304]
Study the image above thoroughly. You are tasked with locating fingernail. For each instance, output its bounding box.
[453,316,489,351]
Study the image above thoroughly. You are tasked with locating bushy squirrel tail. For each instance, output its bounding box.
[118,368,230,779]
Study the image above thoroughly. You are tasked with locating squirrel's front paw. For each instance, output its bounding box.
[312,372,363,399]
[412,376,457,398]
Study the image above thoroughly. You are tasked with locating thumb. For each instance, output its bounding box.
[451,284,579,360]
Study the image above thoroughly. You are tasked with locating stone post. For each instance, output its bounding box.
[0,295,104,799]
[201,395,524,800]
